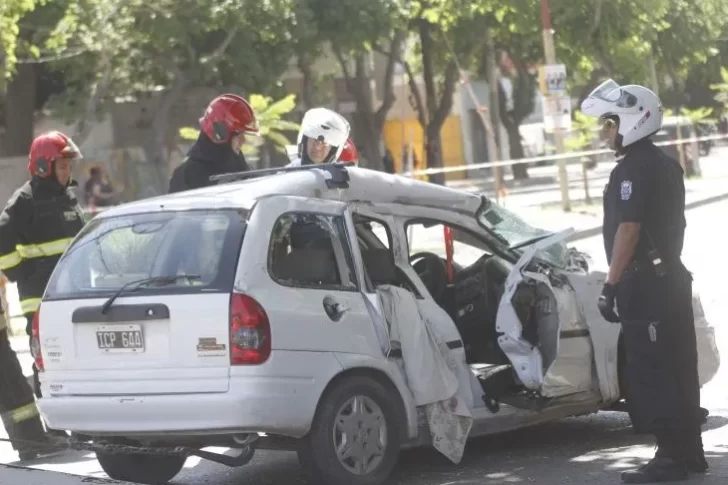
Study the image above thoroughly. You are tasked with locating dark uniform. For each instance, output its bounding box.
[0,177,82,459]
[0,178,85,395]
[168,132,250,193]
[602,138,705,476]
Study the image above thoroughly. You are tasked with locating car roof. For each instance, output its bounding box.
[96,166,485,220]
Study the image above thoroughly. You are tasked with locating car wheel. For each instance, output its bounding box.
[96,451,186,484]
[298,376,402,485]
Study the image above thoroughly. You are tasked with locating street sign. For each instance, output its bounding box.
[543,95,572,133]
[538,64,567,95]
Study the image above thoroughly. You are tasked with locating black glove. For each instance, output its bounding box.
[597,283,620,323]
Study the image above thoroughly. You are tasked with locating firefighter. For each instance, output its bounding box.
[287,107,350,167]
[582,80,706,483]
[0,131,85,459]
[168,94,260,193]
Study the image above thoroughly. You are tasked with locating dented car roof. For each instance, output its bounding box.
[97,166,485,219]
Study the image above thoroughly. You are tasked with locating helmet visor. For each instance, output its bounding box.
[60,136,83,160]
[588,79,638,109]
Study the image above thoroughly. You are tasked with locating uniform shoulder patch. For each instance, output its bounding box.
[620,180,632,200]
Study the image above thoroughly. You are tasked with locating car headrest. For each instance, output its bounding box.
[277,248,339,285]
[361,248,397,286]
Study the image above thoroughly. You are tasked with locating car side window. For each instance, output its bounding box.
[268,212,358,291]
[353,214,420,295]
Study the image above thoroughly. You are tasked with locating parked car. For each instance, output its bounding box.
[34,164,720,485]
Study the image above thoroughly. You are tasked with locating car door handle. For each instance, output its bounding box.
[323,295,349,322]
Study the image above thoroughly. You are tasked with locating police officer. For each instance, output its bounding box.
[582,80,705,483]
[0,131,85,459]
[169,94,260,193]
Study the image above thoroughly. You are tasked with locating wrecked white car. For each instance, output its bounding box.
[35,164,720,485]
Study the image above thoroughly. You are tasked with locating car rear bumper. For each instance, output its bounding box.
[38,352,343,439]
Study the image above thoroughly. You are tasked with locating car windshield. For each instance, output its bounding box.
[476,198,569,268]
[45,209,248,300]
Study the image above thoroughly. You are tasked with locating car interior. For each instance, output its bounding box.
[352,214,556,411]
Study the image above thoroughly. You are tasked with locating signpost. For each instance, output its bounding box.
[539,0,571,211]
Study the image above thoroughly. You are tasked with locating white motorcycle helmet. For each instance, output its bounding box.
[580,79,663,148]
[296,108,351,164]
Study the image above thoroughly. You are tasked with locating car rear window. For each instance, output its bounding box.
[45,209,247,300]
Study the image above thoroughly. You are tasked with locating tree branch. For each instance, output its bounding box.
[433,60,459,128]
[333,45,355,93]
[588,0,605,38]
[375,30,405,129]
[419,19,437,122]
[403,60,426,128]
[73,53,113,144]
[201,28,239,64]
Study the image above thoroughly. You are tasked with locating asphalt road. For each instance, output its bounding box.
[2,192,728,485]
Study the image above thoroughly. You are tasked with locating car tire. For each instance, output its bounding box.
[297,376,402,485]
[95,451,186,484]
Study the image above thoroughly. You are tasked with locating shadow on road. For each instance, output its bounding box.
[167,412,728,485]
[390,412,728,485]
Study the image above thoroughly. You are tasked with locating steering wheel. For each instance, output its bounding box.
[409,252,448,302]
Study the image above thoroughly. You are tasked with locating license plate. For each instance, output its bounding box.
[96,324,144,353]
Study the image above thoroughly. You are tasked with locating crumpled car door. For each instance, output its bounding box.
[495,229,578,391]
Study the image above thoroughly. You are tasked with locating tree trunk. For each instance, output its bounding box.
[419,19,444,185]
[298,53,316,110]
[1,63,36,157]
[483,26,504,185]
[143,71,187,194]
[497,79,529,180]
[73,54,113,146]
[352,56,382,170]
[336,30,402,172]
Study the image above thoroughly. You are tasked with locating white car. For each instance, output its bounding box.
[35,164,720,485]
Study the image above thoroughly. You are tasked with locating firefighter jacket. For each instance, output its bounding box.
[0,274,8,331]
[0,178,85,315]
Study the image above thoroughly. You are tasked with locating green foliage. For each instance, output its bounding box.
[0,0,39,82]
[179,93,300,157]
[711,67,728,109]
[564,110,599,152]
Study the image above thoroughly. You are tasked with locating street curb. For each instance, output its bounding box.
[566,190,728,243]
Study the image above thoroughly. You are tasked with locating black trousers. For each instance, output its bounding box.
[0,328,47,451]
[617,263,703,456]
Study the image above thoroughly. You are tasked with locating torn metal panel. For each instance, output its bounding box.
[496,229,575,390]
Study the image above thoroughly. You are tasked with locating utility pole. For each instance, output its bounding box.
[539,0,570,212]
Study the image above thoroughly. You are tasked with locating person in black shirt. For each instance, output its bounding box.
[581,80,705,483]
[169,94,260,193]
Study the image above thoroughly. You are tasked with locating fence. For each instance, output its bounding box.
[402,132,728,207]
[403,132,728,177]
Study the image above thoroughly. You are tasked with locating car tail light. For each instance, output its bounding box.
[229,293,271,365]
[30,309,44,372]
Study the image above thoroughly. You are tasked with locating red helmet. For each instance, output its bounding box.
[339,138,359,164]
[28,131,82,178]
[199,94,260,144]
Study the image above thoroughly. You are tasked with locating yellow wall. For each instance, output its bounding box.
[382,115,466,181]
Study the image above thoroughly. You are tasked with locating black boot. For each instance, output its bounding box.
[621,456,688,483]
[681,433,708,473]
